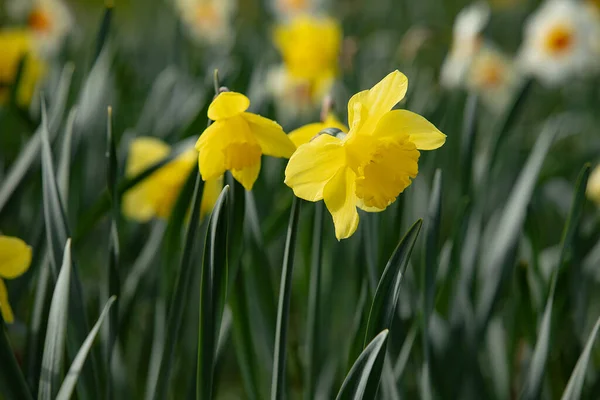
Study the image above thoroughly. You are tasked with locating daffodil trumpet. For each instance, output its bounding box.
[284,70,446,240]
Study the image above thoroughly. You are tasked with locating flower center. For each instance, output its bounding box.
[544,24,574,55]
[195,4,220,28]
[473,58,505,88]
[223,142,261,171]
[28,9,52,33]
[354,139,420,209]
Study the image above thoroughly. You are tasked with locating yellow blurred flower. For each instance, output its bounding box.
[6,0,73,55]
[272,15,342,110]
[175,0,235,46]
[285,71,446,240]
[0,29,45,106]
[288,113,347,147]
[0,235,32,323]
[586,164,600,205]
[123,137,222,222]
[195,91,296,190]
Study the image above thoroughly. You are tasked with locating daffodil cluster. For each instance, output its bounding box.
[0,235,32,323]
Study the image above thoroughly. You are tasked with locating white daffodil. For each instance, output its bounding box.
[270,0,322,19]
[466,44,522,112]
[6,0,73,56]
[518,0,600,85]
[441,2,491,88]
[174,0,235,47]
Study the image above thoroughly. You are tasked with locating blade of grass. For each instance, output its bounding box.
[304,201,325,400]
[106,106,120,400]
[0,65,73,216]
[476,124,556,334]
[38,240,72,400]
[364,220,423,344]
[460,94,478,196]
[197,186,230,400]
[520,164,591,399]
[55,297,117,400]
[270,197,301,400]
[40,99,101,399]
[336,330,389,400]
[152,172,205,400]
[0,316,34,400]
[560,314,600,400]
[94,1,114,64]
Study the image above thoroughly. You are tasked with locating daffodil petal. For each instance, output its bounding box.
[347,70,408,134]
[122,184,157,222]
[197,121,228,180]
[373,110,446,150]
[201,176,224,218]
[208,92,250,121]
[232,158,261,191]
[288,122,324,147]
[126,137,171,177]
[284,134,345,202]
[0,236,32,279]
[0,279,14,323]
[243,112,296,158]
[323,167,359,240]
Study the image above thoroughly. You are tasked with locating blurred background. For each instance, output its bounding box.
[1,0,600,399]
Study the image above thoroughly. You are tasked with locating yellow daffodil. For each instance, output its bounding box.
[0,29,45,106]
[195,91,296,190]
[586,164,600,205]
[285,70,446,240]
[123,137,222,222]
[288,113,348,147]
[0,235,32,323]
[273,15,342,104]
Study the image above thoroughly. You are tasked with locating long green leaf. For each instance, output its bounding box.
[152,172,205,400]
[40,100,100,399]
[336,330,389,400]
[520,164,591,400]
[197,186,230,400]
[0,317,34,400]
[364,219,422,344]
[560,314,600,400]
[55,297,117,400]
[304,201,325,400]
[0,64,73,216]
[460,94,478,196]
[270,197,301,400]
[38,240,72,400]
[476,124,556,332]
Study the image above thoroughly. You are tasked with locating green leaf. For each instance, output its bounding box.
[197,185,230,400]
[0,316,34,400]
[304,201,325,400]
[105,106,120,400]
[230,270,261,400]
[0,64,73,217]
[364,219,422,345]
[560,314,600,400]
[57,108,77,203]
[40,99,100,399]
[520,164,591,400]
[94,1,113,64]
[270,197,301,400]
[152,172,205,400]
[38,240,72,400]
[225,173,246,289]
[460,93,478,196]
[336,330,389,400]
[476,124,556,332]
[55,297,117,400]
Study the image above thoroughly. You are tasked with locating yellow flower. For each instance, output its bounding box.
[586,164,600,205]
[273,15,342,101]
[123,137,222,222]
[288,113,348,147]
[285,71,446,240]
[0,29,45,106]
[195,92,296,190]
[0,235,32,323]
